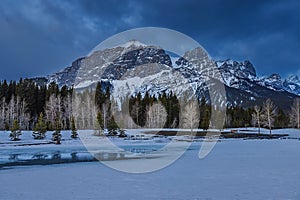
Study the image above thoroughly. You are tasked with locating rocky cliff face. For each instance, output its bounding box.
[47,57,85,88]
[101,47,171,80]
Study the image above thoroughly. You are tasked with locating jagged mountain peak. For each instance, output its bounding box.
[214,59,257,93]
[283,74,300,96]
[32,40,300,111]
[286,74,299,83]
[118,39,147,49]
[71,41,172,89]
[257,73,284,91]
[216,59,256,78]
[268,73,281,80]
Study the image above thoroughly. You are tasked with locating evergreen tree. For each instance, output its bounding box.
[33,113,47,139]
[94,112,104,136]
[36,85,47,115]
[60,85,69,99]
[4,122,10,131]
[1,80,8,100]
[274,109,289,128]
[47,81,59,98]
[70,116,78,138]
[52,118,62,144]
[200,107,210,130]
[118,129,127,138]
[95,82,105,108]
[107,116,119,135]
[225,106,252,128]
[199,97,210,130]
[96,111,104,129]
[9,119,21,141]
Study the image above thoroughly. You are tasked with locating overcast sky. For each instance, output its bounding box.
[0,0,299,80]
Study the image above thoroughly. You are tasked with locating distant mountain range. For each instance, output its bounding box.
[31,40,300,110]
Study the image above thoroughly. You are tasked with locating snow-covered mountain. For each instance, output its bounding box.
[283,75,300,95]
[258,74,284,91]
[34,41,299,109]
[215,59,300,96]
[255,73,300,96]
[216,59,257,91]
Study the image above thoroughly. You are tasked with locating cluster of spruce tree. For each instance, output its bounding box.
[94,83,118,131]
[126,93,212,129]
[128,91,180,128]
[0,79,73,130]
[225,106,290,129]
[0,78,298,134]
[225,107,253,128]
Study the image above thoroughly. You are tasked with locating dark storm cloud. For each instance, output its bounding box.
[0,0,299,80]
[134,0,300,77]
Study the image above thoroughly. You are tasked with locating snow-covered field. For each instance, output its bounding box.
[1,128,300,199]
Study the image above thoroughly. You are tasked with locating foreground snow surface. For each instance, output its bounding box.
[1,129,300,200]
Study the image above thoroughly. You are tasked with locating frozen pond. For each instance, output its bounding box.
[1,134,300,199]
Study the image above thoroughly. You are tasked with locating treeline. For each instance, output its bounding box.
[127,94,297,131]
[0,79,299,132]
[225,106,290,129]
[0,79,72,130]
[126,93,211,129]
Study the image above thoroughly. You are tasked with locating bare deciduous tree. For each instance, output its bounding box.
[146,102,167,128]
[0,96,30,130]
[181,99,200,135]
[72,93,82,129]
[114,112,137,129]
[252,105,262,134]
[84,91,97,129]
[72,91,97,130]
[290,98,300,129]
[101,101,109,129]
[18,98,30,130]
[130,101,140,126]
[261,98,277,135]
[8,94,17,126]
[45,94,61,129]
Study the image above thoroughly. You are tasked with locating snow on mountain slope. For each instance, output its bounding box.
[112,63,198,109]
[118,39,147,49]
[216,59,256,80]
[257,73,284,91]
[283,75,300,95]
[39,40,299,110]
[255,73,300,96]
[73,43,172,90]
[215,59,300,97]
[215,59,257,92]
